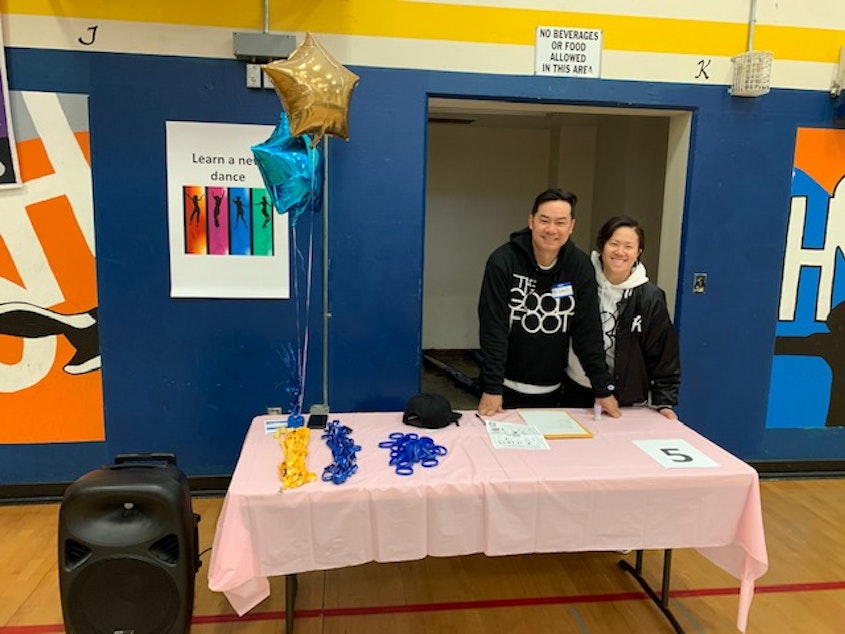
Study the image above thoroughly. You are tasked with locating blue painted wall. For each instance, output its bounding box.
[1,48,842,485]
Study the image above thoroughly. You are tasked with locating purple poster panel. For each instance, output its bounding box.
[207,186,230,255]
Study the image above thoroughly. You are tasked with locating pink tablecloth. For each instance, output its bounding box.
[208,408,768,631]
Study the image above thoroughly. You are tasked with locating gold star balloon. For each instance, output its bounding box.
[263,33,360,147]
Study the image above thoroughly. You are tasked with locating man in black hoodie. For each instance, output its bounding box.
[477,188,620,418]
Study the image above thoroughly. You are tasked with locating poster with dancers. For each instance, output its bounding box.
[165,121,289,298]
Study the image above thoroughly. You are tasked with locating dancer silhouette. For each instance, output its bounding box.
[259,196,271,229]
[233,195,246,227]
[186,192,203,226]
[212,193,223,228]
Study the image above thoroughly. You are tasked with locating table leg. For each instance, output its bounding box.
[285,573,298,634]
[618,549,685,634]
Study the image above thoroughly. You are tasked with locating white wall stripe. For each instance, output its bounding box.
[2,14,838,92]
[402,0,845,29]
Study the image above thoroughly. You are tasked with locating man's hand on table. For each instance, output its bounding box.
[478,393,505,417]
[657,407,678,420]
[595,395,621,418]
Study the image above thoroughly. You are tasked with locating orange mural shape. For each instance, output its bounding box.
[793,127,845,195]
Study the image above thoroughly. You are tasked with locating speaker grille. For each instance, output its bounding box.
[64,539,92,569]
[150,534,180,565]
[67,557,180,633]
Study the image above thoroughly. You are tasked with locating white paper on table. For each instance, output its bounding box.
[518,409,592,438]
[485,420,550,450]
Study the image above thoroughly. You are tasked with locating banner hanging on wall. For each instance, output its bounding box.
[0,91,103,444]
[767,127,845,429]
[0,23,21,188]
[165,121,290,299]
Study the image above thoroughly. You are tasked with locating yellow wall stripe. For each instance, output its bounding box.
[3,1,842,63]
[754,24,844,63]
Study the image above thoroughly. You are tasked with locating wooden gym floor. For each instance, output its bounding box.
[2,478,845,633]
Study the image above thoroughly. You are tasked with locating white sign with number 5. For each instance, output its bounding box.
[633,439,720,469]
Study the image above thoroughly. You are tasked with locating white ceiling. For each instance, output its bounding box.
[428,97,687,129]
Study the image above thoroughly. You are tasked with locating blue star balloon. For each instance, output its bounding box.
[252,111,324,226]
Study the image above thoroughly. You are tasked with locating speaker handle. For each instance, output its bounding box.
[112,453,178,468]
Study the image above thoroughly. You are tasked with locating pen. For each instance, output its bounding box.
[475,412,486,424]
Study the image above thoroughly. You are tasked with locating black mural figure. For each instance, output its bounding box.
[259,196,271,229]
[775,300,845,427]
[212,193,223,228]
[0,302,100,374]
[232,195,246,227]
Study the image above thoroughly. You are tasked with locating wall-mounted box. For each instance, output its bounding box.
[233,32,296,62]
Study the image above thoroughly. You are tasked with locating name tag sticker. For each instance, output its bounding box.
[552,282,573,298]
[264,419,288,435]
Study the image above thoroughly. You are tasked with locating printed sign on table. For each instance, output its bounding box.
[633,439,720,468]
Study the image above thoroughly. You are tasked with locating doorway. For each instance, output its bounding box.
[421,98,691,404]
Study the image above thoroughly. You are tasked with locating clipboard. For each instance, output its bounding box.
[517,409,593,439]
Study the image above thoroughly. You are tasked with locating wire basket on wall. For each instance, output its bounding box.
[729,51,773,97]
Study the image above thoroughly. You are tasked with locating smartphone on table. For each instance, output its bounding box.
[307,413,329,430]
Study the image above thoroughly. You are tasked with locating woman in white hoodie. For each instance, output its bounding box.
[560,215,680,419]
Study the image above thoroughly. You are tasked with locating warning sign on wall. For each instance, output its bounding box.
[534,26,602,78]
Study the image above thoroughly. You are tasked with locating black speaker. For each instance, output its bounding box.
[58,453,201,634]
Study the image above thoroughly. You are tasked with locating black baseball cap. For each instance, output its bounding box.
[402,393,461,429]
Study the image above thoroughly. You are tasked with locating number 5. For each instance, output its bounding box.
[661,447,693,462]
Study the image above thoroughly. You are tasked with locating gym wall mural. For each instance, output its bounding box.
[0,91,104,444]
[767,127,845,429]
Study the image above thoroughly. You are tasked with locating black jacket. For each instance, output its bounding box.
[612,282,680,408]
[478,229,613,397]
